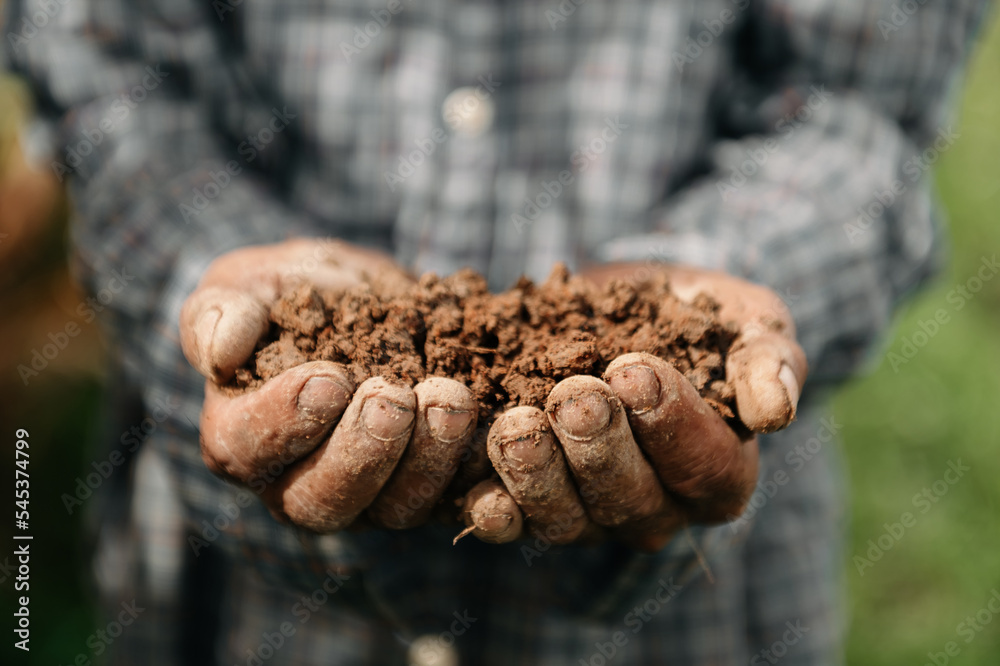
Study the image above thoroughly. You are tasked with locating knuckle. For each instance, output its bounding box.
[199,431,244,481]
[671,448,757,523]
[668,449,745,504]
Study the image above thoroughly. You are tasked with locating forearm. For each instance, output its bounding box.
[601,0,990,383]
[603,94,944,382]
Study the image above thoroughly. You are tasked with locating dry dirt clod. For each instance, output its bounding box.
[233,263,741,431]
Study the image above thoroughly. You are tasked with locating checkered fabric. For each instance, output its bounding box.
[3,0,989,663]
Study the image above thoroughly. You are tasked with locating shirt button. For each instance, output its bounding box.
[442,86,494,136]
[407,634,459,666]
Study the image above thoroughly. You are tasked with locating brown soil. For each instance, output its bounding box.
[232,264,741,429]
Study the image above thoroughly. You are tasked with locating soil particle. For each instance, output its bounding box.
[233,264,741,429]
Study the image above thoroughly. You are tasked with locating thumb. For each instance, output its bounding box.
[180,286,270,382]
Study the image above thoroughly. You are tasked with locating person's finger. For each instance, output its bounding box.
[664,266,797,333]
[182,240,415,382]
[199,361,354,483]
[546,376,678,532]
[727,332,808,433]
[274,377,416,532]
[180,286,270,382]
[488,406,590,544]
[368,377,477,529]
[665,268,807,431]
[604,352,757,523]
[456,479,524,545]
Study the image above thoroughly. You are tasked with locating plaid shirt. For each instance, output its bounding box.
[4,0,989,663]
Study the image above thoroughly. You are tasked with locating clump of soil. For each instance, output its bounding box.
[232,264,741,429]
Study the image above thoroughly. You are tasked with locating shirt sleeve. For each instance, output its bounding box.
[601,0,991,383]
[3,0,318,380]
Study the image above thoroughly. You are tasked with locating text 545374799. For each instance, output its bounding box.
[13,429,31,653]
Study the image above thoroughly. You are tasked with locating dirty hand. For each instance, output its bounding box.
[462,264,808,551]
[180,239,482,532]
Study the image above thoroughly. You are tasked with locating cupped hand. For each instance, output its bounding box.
[179,239,481,532]
[459,263,807,551]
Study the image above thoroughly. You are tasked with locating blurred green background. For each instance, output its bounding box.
[834,11,1000,666]
[1,8,998,666]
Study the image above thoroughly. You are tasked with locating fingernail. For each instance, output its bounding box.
[778,363,799,418]
[361,397,414,441]
[298,376,351,421]
[427,407,474,443]
[500,432,555,469]
[606,364,660,414]
[474,511,514,534]
[195,307,222,370]
[551,391,611,440]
